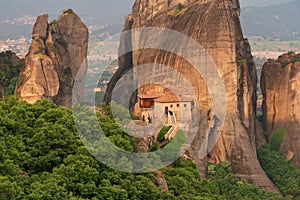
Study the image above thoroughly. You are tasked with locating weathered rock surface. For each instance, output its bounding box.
[32,14,49,40]
[16,9,88,107]
[152,170,169,192]
[261,52,300,167]
[105,0,278,192]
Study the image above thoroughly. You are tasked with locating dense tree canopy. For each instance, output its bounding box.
[258,144,300,199]
[0,97,293,199]
[0,51,23,98]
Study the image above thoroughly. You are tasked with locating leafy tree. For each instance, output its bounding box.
[258,144,300,198]
[0,51,23,98]
[157,126,172,142]
[175,3,184,14]
[0,176,24,200]
[270,128,286,151]
[26,174,69,200]
[53,154,99,198]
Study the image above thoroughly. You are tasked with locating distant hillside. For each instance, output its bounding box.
[0,0,134,39]
[0,23,32,39]
[241,0,300,40]
[0,0,299,41]
[0,0,134,23]
[240,0,295,7]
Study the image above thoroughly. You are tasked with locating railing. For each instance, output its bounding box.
[164,125,180,140]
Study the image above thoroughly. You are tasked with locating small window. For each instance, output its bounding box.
[170,104,173,108]
[177,104,180,107]
[184,104,187,108]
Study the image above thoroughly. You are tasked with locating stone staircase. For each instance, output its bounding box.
[164,125,180,140]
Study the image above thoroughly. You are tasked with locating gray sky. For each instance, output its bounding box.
[0,0,295,22]
[0,0,298,41]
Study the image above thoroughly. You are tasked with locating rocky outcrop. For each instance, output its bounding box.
[32,14,49,40]
[261,52,300,166]
[105,0,278,192]
[152,170,169,192]
[16,9,88,107]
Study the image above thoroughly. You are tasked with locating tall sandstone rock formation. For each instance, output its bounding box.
[105,0,279,192]
[16,9,88,107]
[261,52,300,166]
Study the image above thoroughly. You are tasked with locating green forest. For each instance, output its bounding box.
[0,51,23,98]
[0,97,299,199]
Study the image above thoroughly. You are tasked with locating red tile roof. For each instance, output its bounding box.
[154,94,192,103]
[138,85,193,103]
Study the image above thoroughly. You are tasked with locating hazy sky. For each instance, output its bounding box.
[0,0,295,22]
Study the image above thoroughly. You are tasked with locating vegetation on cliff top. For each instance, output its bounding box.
[63,9,77,16]
[275,51,300,68]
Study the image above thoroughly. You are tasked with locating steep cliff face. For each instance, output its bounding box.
[261,52,300,166]
[106,0,278,192]
[16,9,88,107]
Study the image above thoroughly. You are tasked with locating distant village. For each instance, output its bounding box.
[0,37,30,57]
